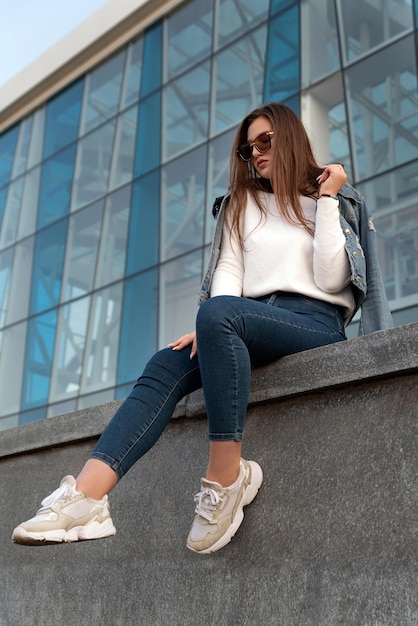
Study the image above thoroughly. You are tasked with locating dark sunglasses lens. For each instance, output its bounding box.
[238,145,253,161]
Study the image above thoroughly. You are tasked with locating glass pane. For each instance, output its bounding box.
[71,119,116,210]
[20,407,46,426]
[0,186,7,231]
[212,25,268,134]
[301,74,352,180]
[338,0,414,63]
[49,296,91,402]
[22,309,58,409]
[62,200,104,301]
[159,250,202,349]
[37,144,76,228]
[43,80,83,159]
[163,61,210,160]
[121,37,144,108]
[4,236,34,325]
[270,0,297,14]
[345,36,418,180]
[47,399,77,418]
[264,4,300,102]
[165,0,213,80]
[0,248,13,327]
[215,0,269,49]
[134,92,161,178]
[0,177,24,249]
[301,0,340,88]
[357,162,418,304]
[141,22,162,97]
[0,124,19,187]
[0,322,27,416]
[117,269,158,385]
[108,105,138,191]
[95,186,130,288]
[30,219,67,314]
[161,145,206,262]
[0,414,19,431]
[77,388,115,410]
[80,51,126,134]
[79,282,123,395]
[127,171,160,275]
[17,167,41,240]
[27,108,46,168]
[11,116,33,178]
[205,127,236,243]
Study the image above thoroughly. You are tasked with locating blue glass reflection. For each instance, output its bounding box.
[22,309,58,409]
[127,171,160,275]
[282,94,300,117]
[264,5,300,102]
[117,269,158,384]
[20,407,47,425]
[37,144,76,228]
[270,0,297,15]
[141,21,162,97]
[30,219,68,314]
[134,93,161,177]
[43,80,83,160]
[0,124,19,187]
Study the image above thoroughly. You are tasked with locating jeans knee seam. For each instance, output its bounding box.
[112,364,201,472]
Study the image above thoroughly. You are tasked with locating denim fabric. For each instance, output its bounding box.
[90,293,345,479]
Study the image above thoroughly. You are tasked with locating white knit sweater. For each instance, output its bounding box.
[210,192,355,324]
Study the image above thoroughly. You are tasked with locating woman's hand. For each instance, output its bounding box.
[317,163,347,197]
[168,331,197,360]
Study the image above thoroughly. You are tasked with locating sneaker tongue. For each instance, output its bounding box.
[201,478,223,491]
[60,475,76,488]
[39,476,77,510]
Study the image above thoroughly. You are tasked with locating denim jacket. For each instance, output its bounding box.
[198,183,393,335]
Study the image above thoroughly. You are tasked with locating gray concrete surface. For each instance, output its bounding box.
[1,322,418,625]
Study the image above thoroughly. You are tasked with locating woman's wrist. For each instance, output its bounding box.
[318,193,339,201]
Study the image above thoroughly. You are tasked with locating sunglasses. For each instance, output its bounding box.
[237,131,274,162]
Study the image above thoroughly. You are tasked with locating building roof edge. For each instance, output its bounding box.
[0,0,181,134]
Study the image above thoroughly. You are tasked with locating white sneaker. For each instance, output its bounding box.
[12,475,116,545]
[187,458,263,554]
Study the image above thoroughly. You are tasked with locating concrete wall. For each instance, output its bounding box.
[1,322,418,626]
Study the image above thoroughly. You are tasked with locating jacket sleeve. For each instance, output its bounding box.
[358,196,393,335]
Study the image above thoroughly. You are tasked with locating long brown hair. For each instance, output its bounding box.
[228,102,323,247]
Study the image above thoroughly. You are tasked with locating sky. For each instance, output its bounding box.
[0,0,110,86]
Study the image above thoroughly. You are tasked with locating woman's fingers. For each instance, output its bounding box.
[168,331,197,352]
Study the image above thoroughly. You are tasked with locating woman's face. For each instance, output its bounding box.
[246,116,274,179]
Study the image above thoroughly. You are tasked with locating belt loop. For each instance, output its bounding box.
[267,293,277,306]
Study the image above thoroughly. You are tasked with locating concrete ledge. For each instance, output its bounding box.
[1,322,418,625]
[1,322,417,458]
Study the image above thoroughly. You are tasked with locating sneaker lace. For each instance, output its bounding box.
[38,482,75,513]
[194,487,224,522]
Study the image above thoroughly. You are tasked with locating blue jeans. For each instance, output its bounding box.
[90,293,346,479]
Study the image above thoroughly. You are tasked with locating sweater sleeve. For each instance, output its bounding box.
[313,197,351,293]
[210,218,244,297]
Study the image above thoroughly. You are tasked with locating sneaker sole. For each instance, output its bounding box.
[12,518,116,546]
[187,460,263,555]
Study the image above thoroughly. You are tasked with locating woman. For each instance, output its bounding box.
[12,103,392,554]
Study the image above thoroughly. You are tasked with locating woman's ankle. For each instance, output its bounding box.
[76,459,118,499]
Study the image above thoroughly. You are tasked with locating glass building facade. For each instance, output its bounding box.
[0,0,417,430]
